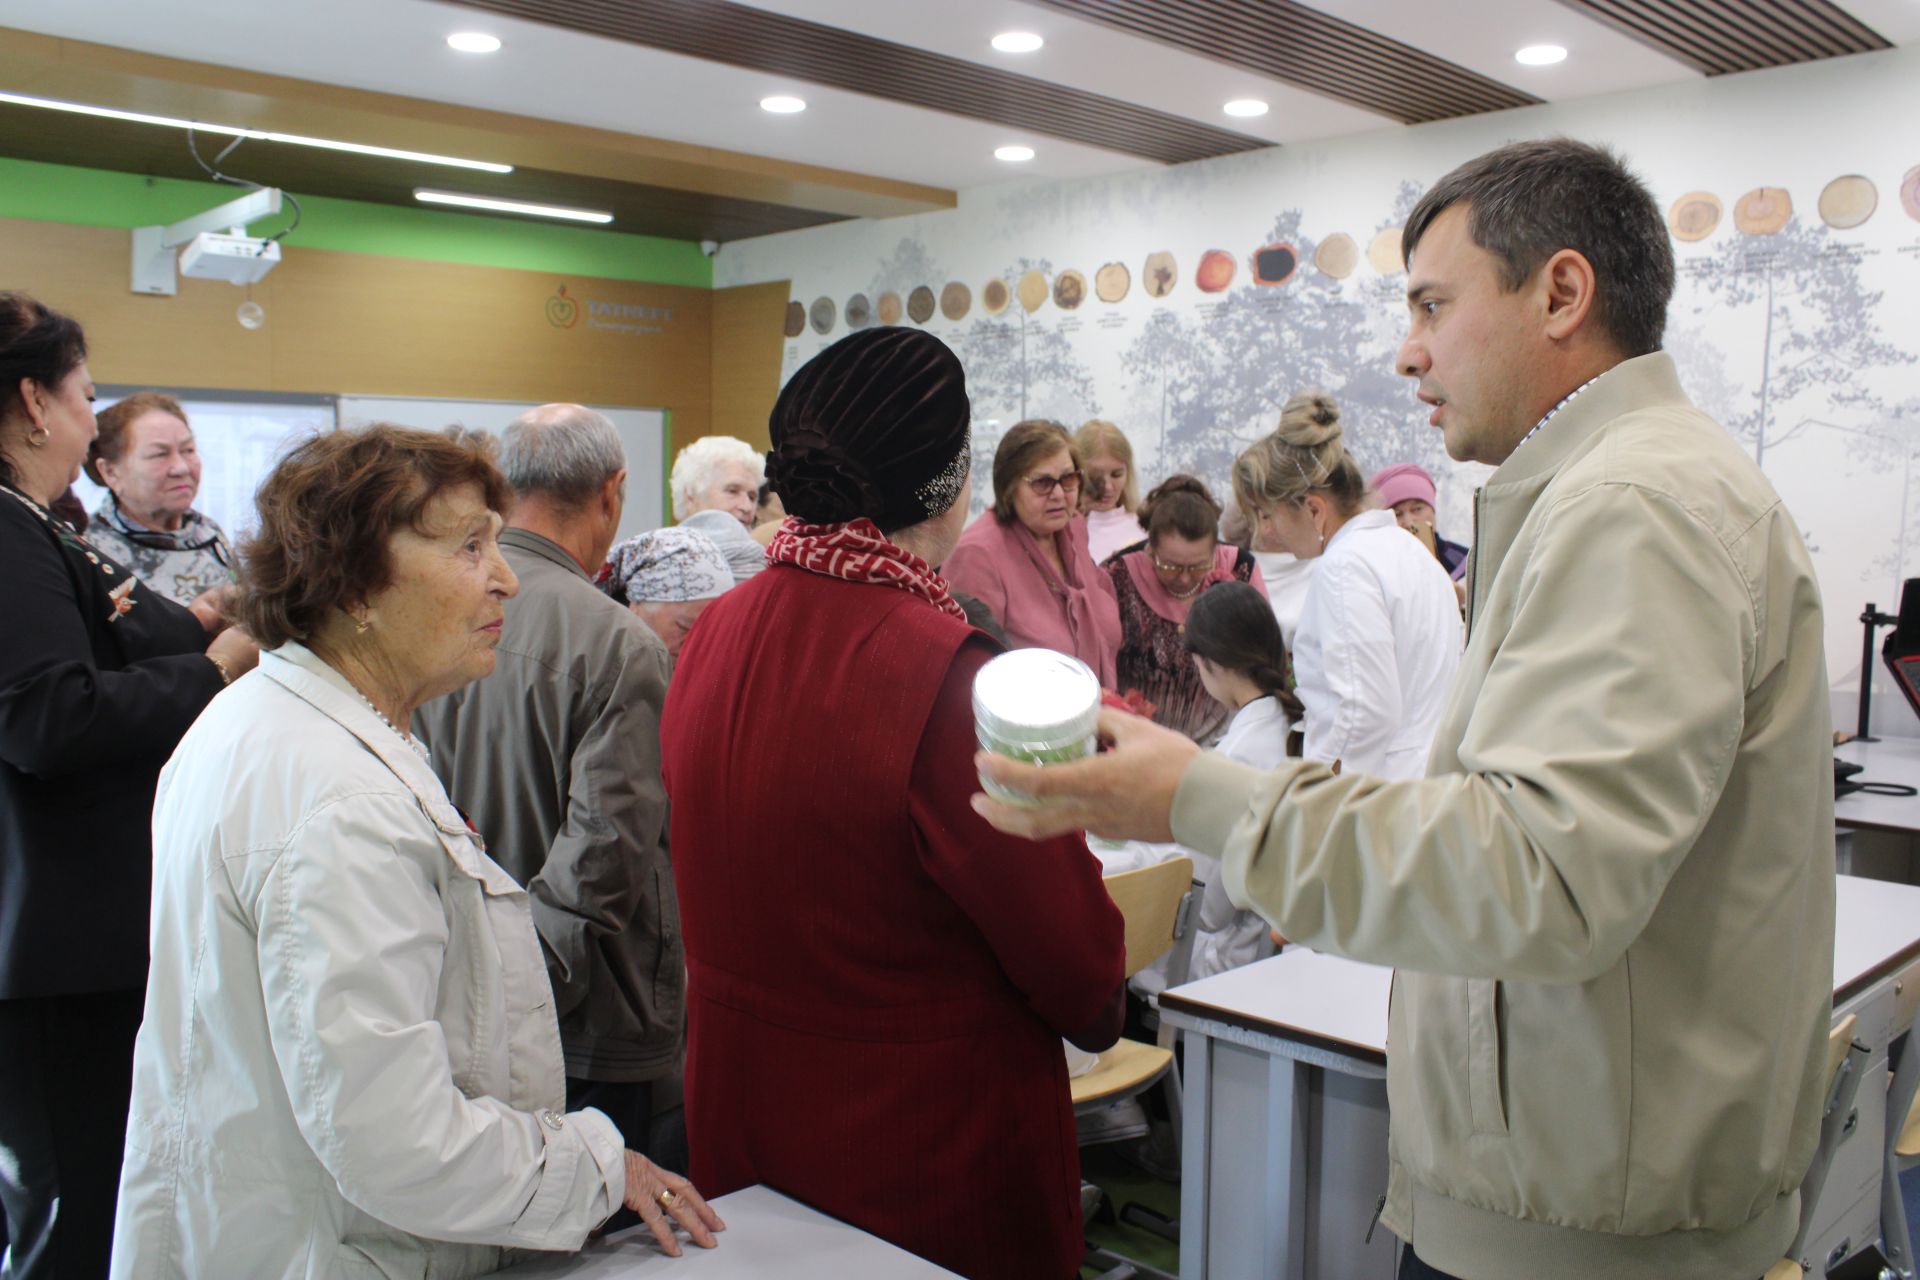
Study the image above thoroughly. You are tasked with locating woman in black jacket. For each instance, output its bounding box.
[0,293,258,1277]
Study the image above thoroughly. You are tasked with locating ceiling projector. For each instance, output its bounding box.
[178,231,281,286]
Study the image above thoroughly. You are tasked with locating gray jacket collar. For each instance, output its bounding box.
[500,527,590,581]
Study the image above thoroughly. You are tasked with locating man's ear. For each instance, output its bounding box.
[1540,247,1598,344]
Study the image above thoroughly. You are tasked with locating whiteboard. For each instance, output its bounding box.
[336,396,667,540]
[70,392,336,541]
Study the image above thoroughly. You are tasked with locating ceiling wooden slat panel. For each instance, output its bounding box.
[1554,0,1890,75]
[1025,0,1543,125]
[445,0,1271,165]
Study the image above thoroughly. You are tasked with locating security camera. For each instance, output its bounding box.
[700,240,720,258]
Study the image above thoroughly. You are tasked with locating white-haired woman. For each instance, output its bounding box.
[669,435,766,585]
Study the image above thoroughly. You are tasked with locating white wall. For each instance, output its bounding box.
[337,397,667,539]
[717,44,1920,731]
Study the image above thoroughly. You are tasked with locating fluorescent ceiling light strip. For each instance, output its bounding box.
[414,188,612,223]
[0,90,512,173]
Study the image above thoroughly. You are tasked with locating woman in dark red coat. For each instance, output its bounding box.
[662,327,1125,1280]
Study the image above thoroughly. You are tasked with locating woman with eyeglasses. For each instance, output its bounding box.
[1233,390,1461,780]
[945,418,1122,686]
[83,392,235,608]
[1102,475,1267,742]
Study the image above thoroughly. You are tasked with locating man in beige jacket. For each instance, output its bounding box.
[976,139,1834,1280]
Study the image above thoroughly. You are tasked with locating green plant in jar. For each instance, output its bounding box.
[972,649,1101,806]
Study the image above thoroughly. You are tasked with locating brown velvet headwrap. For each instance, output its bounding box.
[766,326,971,531]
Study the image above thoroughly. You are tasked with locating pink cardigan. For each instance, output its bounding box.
[943,511,1122,687]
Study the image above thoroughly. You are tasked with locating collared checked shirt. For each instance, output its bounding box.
[1512,372,1605,456]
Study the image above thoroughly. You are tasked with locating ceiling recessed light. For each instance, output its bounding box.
[991,31,1045,53]
[0,90,513,172]
[759,95,807,114]
[1223,99,1270,118]
[414,189,613,223]
[1515,44,1568,66]
[994,145,1035,163]
[446,32,502,54]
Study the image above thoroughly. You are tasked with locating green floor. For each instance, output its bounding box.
[1080,1141,1181,1277]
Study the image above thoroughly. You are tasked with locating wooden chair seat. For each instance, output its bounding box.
[1071,1036,1173,1109]
[1900,1075,1920,1159]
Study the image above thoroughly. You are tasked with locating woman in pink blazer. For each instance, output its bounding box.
[943,420,1122,687]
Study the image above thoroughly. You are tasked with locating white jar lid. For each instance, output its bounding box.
[972,648,1101,746]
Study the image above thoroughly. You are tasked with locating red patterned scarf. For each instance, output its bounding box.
[767,517,968,622]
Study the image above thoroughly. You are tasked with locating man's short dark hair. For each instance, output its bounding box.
[1402,139,1674,358]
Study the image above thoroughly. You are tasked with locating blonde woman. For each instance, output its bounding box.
[1232,391,1461,780]
[1073,419,1146,564]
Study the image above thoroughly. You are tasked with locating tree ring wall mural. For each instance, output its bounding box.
[737,45,1920,723]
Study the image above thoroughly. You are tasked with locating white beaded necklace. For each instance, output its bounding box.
[345,681,429,761]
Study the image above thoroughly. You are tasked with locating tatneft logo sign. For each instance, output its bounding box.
[546,284,673,334]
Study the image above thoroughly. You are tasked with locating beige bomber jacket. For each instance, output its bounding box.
[1172,352,1835,1280]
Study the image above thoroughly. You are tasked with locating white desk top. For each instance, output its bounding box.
[487,1186,957,1278]
[1833,872,1920,1001]
[1161,947,1394,1062]
[1836,735,1920,834]
[1161,874,1920,1056]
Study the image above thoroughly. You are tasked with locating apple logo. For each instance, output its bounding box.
[547,284,581,329]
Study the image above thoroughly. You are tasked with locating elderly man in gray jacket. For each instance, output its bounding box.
[415,404,682,1165]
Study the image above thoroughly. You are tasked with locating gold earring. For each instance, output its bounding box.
[25,425,49,448]
[354,616,371,634]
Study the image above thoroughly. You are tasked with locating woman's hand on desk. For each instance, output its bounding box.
[972,707,1198,843]
[622,1152,726,1256]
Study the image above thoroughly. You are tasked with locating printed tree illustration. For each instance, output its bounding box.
[867,236,945,302]
[1679,217,1915,470]
[947,258,1100,423]
[946,258,1101,512]
[1841,399,1920,595]
[1119,307,1218,477]
[1118,207,1436,490]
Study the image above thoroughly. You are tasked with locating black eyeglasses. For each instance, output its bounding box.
[1024,470,1082,499]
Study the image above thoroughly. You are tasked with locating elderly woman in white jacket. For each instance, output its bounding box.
[110,425,724,1279]
[1233,391,1461,782]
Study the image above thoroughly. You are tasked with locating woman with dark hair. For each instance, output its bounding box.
[1183,581,1302,981]
[943,417,1122,686]
[111,424,719,1277]
[662,327,1124,1279]
[1103,474,1266,742]
[0,292,258,1279]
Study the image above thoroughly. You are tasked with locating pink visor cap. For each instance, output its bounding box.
[1371,463,1437,511]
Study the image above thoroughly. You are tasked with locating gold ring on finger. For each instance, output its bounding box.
[656,1189,675,1209]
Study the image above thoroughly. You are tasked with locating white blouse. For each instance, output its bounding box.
[1250,549,1315,650]
[1292,508,1463,782]
[1122,695,1296,996]
[1190,696,1295,983]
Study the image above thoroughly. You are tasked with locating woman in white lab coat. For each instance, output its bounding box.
[1232,391,1461,782]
